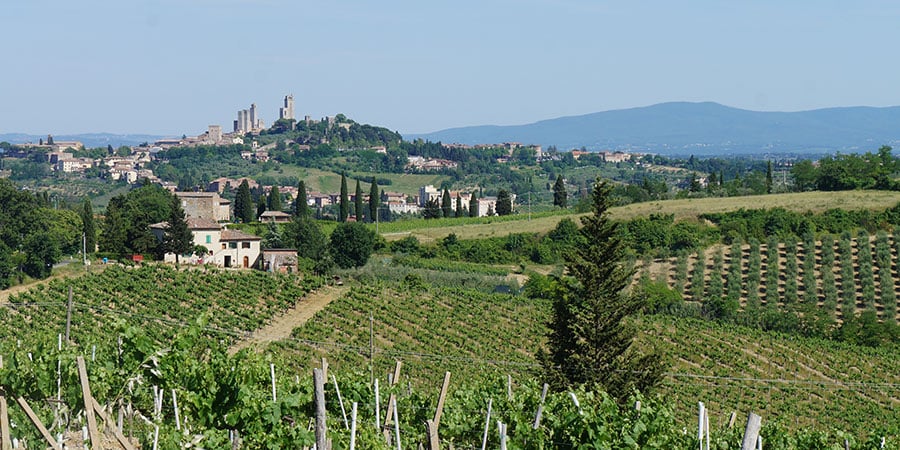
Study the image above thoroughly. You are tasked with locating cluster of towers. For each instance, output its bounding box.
[234,103,263,134]
[233,95,296,134]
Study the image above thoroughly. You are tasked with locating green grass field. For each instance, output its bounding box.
[258,166,448,196]
[383,190,900,242]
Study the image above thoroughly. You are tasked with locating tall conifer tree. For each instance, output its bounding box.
[540,179,665,401]
[235,180,254,223]
[354,179,363,222]
[294,180,309,218]
[368,177,379,223]
[162,195,194,265]
[441,188,452,218]
[339,172,349,222]
[80,197,96,254]
[268,186,283,212]
[553,174,567,208]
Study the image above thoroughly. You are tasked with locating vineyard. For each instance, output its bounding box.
[1,264,900,447]
[643,230,900,324]
[0,264,324,350]
[274,281,900,440]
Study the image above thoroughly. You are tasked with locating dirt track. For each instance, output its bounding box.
[229,284,349,354]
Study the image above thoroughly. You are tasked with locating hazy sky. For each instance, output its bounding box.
[4,0,900,137]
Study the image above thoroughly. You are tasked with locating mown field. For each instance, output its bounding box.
[386,190,900,242]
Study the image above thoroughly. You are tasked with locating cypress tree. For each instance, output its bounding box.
[766,160,774,194]
[455,195,463,218]
[235,180,254,223]
[268,186,283,212]
[553,174,567,208]
[368,177,379,223]
[496,189,512,216]
[162,195,194,265]
[100,201,128,257]
[339,172,349,222]
[294,180,309,218]
[540,179,664,400]
[80,197,96,254]
[256,195,267,220]
[441,188,452,218]
[354,179,363,222]
[469,191,478,217]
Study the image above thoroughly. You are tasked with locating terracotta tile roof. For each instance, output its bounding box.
[149,218,221,230]
[220,229,261,241]
[186,218,222,230]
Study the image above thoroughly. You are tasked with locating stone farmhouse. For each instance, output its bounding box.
[150,191,261,268]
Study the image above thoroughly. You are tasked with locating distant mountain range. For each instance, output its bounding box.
[407,102,900,156]
[0,133,169,149]
[5,102,900,156]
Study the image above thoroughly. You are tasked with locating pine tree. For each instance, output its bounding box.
[441,188,452,218]
[234,180,254,223]
[354,179,363,222]
[540,179,665,401]
[469,191,478,217]
[495,189,512,216]
[368,177,379,223]
[339,172,349,222]
[80,197,96,255]
[268,186,283,212]
[553,175,567,208]
[162,195,194,265]
[294,180,309,218]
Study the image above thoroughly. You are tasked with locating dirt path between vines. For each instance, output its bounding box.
[229,284,350,354]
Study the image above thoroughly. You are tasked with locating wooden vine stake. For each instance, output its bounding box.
[425,371,451,450]
[383,361,402,445]
[91,398,136,450]
[15,397,60,450]
[480,399,492,450]
[332,374,349,429]
[313,368,327,450]
[1,396,12,450]
[533,383,549,429]
[77,356,102,448]
[740,412,762,450]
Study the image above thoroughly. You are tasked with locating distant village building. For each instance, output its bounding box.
[571,150,590,160]
[418,185,442,207]
[175,191,231,222]
[259,210,292,223]
[407,156,458,171]
[261,249,298,273]
[599,151,631,163]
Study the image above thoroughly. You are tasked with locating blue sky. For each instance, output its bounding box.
[4,0,900,137]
